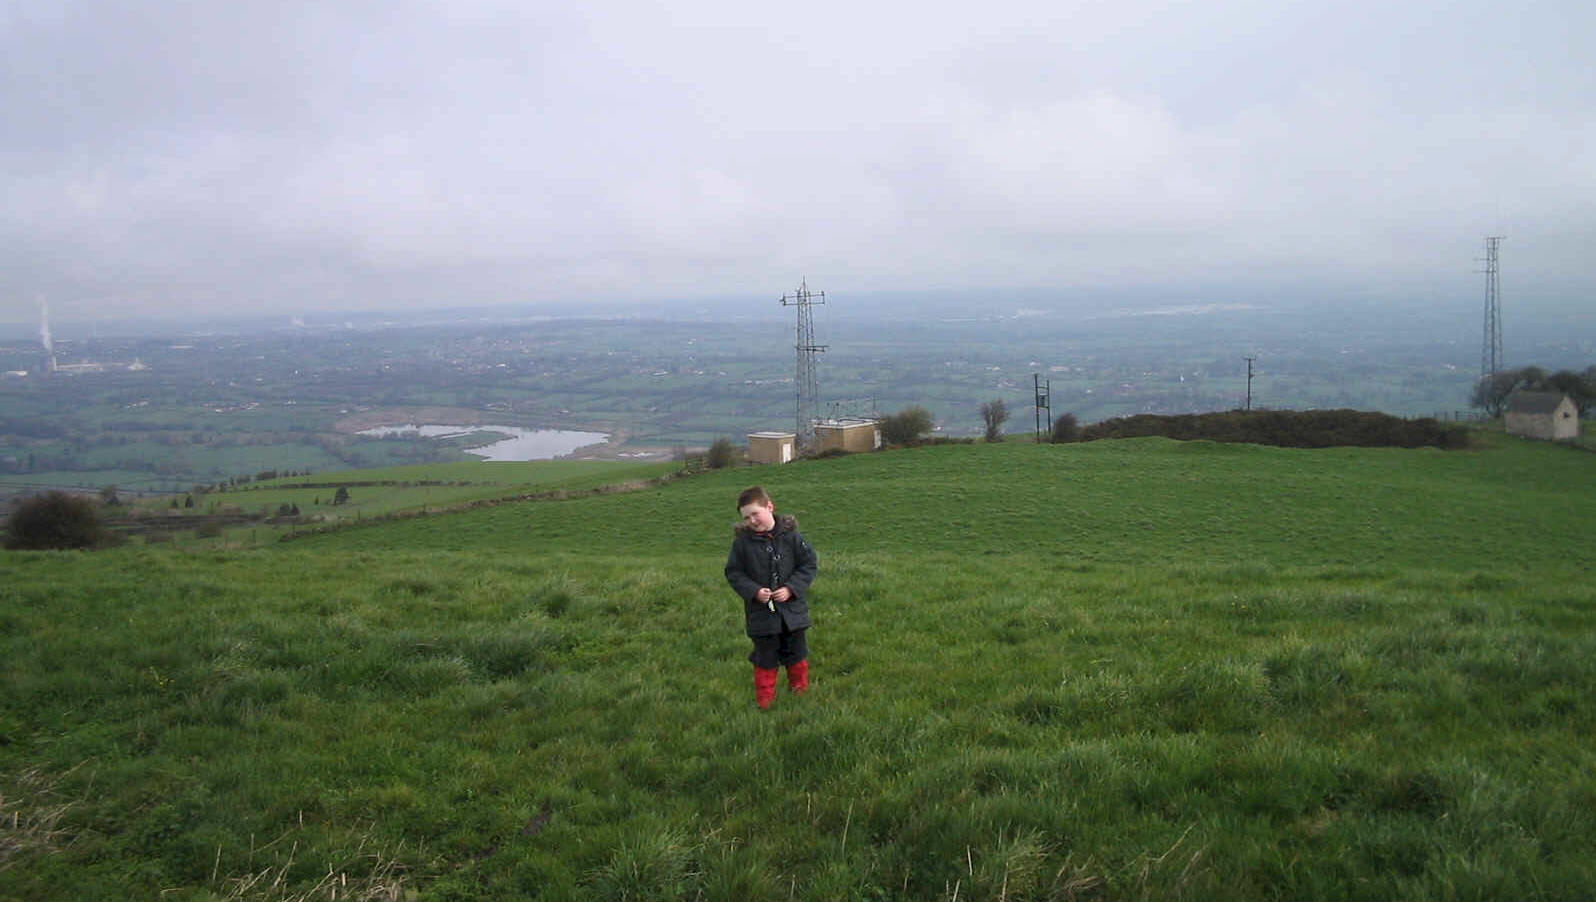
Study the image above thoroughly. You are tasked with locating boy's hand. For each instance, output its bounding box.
[755,588,773,603]
[770,587,793,603]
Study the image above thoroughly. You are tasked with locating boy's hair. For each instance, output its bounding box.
[736,485,772,509]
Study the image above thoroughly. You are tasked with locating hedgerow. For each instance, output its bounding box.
[1080,409,1470,449]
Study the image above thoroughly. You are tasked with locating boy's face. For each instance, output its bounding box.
[738,499,775,533]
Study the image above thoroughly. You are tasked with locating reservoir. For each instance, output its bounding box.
[356,424,610,461]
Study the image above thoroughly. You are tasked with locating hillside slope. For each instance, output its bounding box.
[303,435,1592,573]
[3,436,1593,901]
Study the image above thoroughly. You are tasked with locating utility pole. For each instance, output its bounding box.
[1243,356,1256,411]
[780,279,827,451]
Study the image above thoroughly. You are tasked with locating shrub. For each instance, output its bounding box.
[705,437,738,469]
[4,491,106,550]
[880,406,934,446]
[1051,412,1080,443]
[980,399,1009,442]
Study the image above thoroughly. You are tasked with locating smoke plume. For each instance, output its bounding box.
[38,297,52,354]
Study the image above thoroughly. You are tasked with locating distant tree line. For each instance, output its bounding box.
[1076,409,1470,449]
[1472,365,1596,417]
[651,403,1476,469]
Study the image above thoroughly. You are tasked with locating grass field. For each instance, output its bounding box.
[117,460,681,547]
[3,435,1594,900]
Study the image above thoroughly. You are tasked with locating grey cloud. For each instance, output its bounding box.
[3,0,1593,324]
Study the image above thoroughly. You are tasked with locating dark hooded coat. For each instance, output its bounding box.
[724,513,818,638]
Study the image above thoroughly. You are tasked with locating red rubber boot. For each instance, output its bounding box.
[754,666,779,709]
[787,660,809,694]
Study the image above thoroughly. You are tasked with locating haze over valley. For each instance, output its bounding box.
[4,290,1590,498]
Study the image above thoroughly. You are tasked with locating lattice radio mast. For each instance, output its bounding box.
[1480,236,1504,385]
[780,278,827,451]
[1033,373,1051,442]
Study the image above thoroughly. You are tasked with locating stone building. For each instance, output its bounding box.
[1504,391,1579,442]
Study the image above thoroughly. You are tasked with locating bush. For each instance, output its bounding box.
[4,491,107,550]
[980,399,1009,442]
[705,437,738,469]
[880,406,935,446]
[1051,412,1080,443]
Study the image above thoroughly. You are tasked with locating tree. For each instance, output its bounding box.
[880,406,934,446]
[706,437,738,469]
[99,485,122,507]
[1051,412,1080,443]
[333,486,350,505]
[1471,370,1523,417]
[1547,369,1595,414]
[5,491,106,550]
[980,399,1010,442]
[1473,365,1596,417]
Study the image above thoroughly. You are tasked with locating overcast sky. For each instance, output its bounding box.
[3,0,1592,326]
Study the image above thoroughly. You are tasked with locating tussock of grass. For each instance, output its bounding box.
[213,832,409,902]
[0,766,81,873]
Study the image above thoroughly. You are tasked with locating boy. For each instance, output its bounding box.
[724,485,818,709]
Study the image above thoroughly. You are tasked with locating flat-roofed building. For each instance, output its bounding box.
[747,431,796,465]
[814,419,880,454]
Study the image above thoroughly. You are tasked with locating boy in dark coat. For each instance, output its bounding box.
[724,485,818,709]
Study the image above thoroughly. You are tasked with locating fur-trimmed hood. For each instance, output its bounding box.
[734,513,799,536]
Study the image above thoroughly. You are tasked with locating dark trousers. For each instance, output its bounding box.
[749,627,808,669]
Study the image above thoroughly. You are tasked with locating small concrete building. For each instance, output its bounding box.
[1505,391,1580,442]
[746,431,797,465]
[814,419,881,454]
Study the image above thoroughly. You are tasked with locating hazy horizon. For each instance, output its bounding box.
[4,286,1589,370]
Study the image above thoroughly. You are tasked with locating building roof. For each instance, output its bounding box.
[748,431,796,439]
[1506,391,1571,415]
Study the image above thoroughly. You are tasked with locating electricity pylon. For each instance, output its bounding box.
[780,279,826,451]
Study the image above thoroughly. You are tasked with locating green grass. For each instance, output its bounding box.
[3,435,1595,900]
[121,459,680,546]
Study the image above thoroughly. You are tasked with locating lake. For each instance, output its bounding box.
[356,424,610,461]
